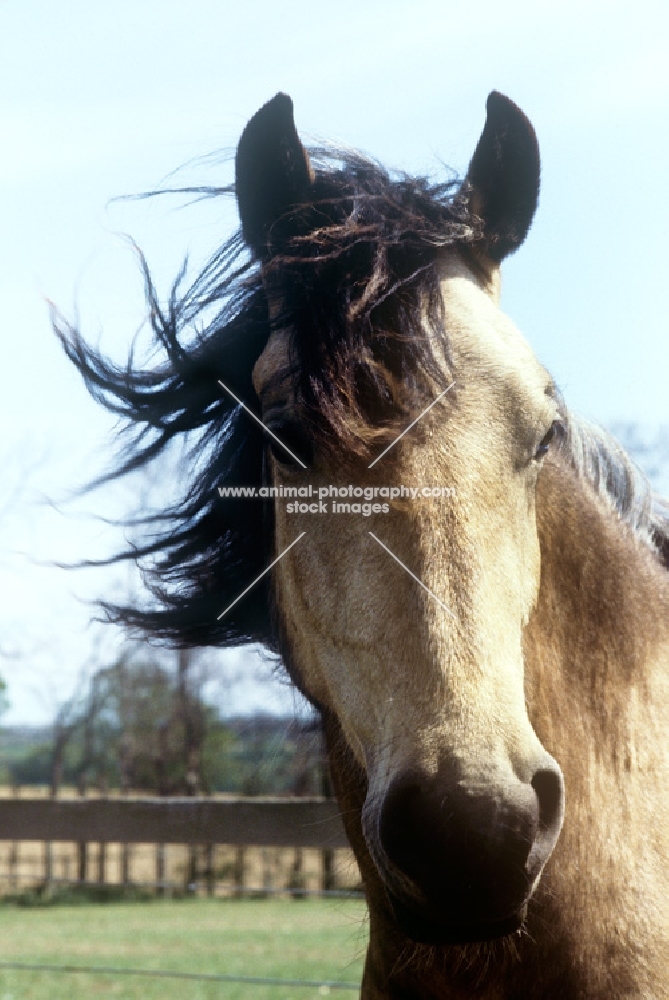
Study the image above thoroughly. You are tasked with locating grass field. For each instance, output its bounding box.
[0,898,367,999]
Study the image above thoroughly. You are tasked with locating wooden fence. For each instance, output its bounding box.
[0,797,356,896]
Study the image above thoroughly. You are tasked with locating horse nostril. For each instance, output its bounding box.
[378,779,425,881]
[531,766,564,836]
[526,764,565,880]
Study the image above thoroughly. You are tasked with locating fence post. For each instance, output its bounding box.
[321,847,335,892]
[204,843,215,897]
[97,842,106,885]
[97,779,107,886]
[77,777,87,884]
[44,781,54,896]
[156,844,165,897]
[9,783,20,892]
[120,782,131,887]
[121,841,131,887]
[43,840,51,892]
[320,755,335,892]
[261,847,272,896]
[290,848,305,898]
[187,844,197,895]
[233,846,245,897]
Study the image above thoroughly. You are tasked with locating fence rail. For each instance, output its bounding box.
[0,796,348,848]
[0,796,357,896]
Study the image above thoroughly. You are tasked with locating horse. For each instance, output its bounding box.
[56,92,669,998]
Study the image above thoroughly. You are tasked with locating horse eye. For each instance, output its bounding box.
[265,419,312,468]
[535,419,565,460]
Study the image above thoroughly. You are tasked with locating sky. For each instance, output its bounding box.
[0,0,667,723]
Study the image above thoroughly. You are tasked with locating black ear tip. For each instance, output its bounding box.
[485,91,524,123]
[241,92,295,142]
[273,92,293,111]
[261,91,294,122]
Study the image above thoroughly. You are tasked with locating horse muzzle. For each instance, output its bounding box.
[366,759,565,944]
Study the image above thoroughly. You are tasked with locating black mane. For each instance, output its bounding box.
[55,148,480,648]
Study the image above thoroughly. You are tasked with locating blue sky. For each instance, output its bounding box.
[1,0,667,722]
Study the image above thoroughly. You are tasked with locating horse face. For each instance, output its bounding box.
[239,93,565,943]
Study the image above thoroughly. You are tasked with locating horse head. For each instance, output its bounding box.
[236,92,565,943]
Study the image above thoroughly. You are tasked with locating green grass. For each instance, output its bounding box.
[0,898,367,998]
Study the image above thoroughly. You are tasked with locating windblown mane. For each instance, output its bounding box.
[54,146,669,652]
[564,413,669,564]
[55,148,477,648]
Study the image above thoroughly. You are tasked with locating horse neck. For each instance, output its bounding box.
[525,453,669,763]
[521,454,669,994]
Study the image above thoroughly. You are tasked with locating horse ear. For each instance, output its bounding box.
[235,93,314,256]
[465,91,540,263]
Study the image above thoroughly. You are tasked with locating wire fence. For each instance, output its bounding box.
[0,960,360,991]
